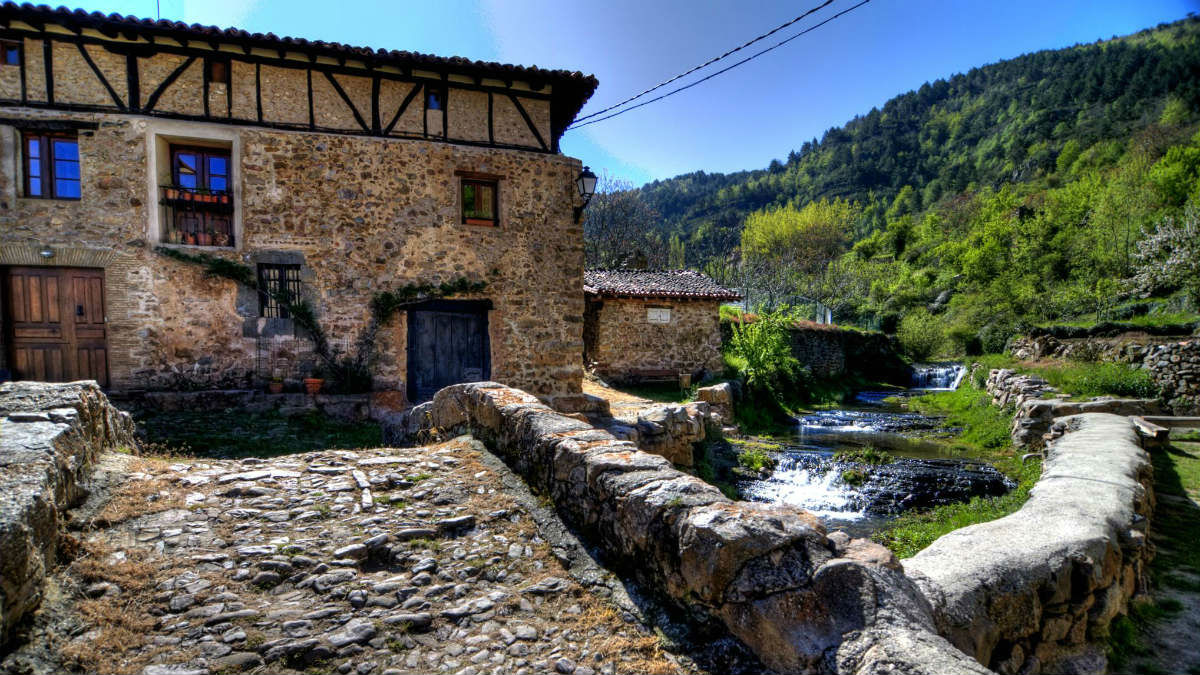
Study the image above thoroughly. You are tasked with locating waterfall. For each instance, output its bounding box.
[909,363,966,391]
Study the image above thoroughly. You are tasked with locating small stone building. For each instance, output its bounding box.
[0,4,598,406]
[583,270,740,384]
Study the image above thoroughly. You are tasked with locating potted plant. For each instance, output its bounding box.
[183,232,196,245]
[214,232,230,247]
[268,374,284,394]
[164,187,179,200]
[303,366,325,395]
[197,232,212,246]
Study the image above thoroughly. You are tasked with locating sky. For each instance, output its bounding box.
[58,0,1200,185]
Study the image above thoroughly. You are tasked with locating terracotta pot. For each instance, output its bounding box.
[268,380,284,394]
[197,232,212,246]
[303,378,324,395]
[183,233,196,245]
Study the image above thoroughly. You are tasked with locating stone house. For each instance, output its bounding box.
[583,269,740,384]
[0,3,598,406]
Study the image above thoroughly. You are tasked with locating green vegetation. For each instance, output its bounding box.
[873,457,1040,558]
[969,353,1161,399]
[133,408,381,458]
[897,309,948,361]
[615,382,696,404]
[841,468,867,487]
[693,441,740,499]
[1108,439,1200,673]
[907,388,1014,451]
[597,17,1200,346]
[833,446,894,465]
[1038,361,1160,398]
[728,439,778,473]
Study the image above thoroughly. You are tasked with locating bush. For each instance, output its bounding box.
[897,309,946,361]
[727,310,806,398]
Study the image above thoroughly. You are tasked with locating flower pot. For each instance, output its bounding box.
[197,232,212,246]
[164,187,179,200]
[214,233,230,247]
[268,380,284,394]
[303,378,324,395]
[183,233,196,245]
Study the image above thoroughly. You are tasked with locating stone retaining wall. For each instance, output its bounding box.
[396,382,990,675]
[1010,336,1200,415]
[905,413,1153,675]
[985,368,1161,447]
[0,381,137,646]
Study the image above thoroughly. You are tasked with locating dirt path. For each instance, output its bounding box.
[1120,440,1200,675]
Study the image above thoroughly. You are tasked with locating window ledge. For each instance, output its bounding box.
[157,243,238,251]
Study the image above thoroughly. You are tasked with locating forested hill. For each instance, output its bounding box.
[638,15,1200,263]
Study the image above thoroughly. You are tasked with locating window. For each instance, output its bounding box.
[161,144,234,246]
[23,132,80,200]
[647,307,672,324]
[461,178,498,226]
[1,41,19,66]
[257,264,302,318]
[206,57,230,86]
[426,86,445,111]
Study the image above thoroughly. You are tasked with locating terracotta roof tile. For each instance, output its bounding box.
[584,270,742,301]
[0,3,598,134]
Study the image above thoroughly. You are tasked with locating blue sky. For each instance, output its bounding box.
[64,0,1199,184]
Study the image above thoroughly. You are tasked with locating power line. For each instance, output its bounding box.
[567,0,871,131]
[571,0,836,125]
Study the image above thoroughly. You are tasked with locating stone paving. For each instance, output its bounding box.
[2,436,682,675]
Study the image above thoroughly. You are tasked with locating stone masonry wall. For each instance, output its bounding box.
[984,368,1161,447]
[720,321,909,384]
[399,382,993,675]
[905,413,1154,675]
[584,297,723,384]
[0,381,137,646]
[0,110,585,403]
[1010,335,1200,415]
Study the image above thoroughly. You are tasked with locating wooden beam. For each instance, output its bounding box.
[487,91,493,145]
[75,43,125,110]
[125,52,139,110]
[322,71,370,133]
[143,55,195,112]
[507,94,547,151]
[42,38,52,104]
[370,74,380,134]
[383,82,421,136]
[1130,416,1170,444]
[255,62,262,122]
[306,68,314,129]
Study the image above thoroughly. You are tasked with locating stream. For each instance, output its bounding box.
[738,363,1012,537]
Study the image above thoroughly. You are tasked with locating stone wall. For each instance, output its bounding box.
[396,381,992,675]
[0,381,136,646]
[1009,336,1200,415]
[584,297,724,384]
[984,368,1161,447]
[0,110,585,404]
[905,413,1154,675]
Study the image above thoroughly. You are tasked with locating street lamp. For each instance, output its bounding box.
[573,166,597,224]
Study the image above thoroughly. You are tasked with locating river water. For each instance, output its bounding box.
[738,364,1011,536]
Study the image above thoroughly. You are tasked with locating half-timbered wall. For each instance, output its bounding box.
[0,23,555,152]
[0,17,589,403]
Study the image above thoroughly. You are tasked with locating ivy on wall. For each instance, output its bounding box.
[156,247,487,392]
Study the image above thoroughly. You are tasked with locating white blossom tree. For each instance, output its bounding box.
[1128,207,1200,307]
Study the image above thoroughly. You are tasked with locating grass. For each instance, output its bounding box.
[969,353,1160,399]
[906,387,1014,453]
[872,457,1040,558]
[1036,310,1199,330]
[728,438,778,473]
[833,446,894,465]
[133,408,381,458]
[1106,439,1200,672]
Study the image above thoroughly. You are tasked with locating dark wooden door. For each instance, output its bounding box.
[407,307,489,403]
[4,266,108,386]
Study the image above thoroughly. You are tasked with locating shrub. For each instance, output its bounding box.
[897,308,946,361]
[727,310,805,399]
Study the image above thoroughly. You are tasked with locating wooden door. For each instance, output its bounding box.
[407,307,489,403]
[4,266,108,386]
